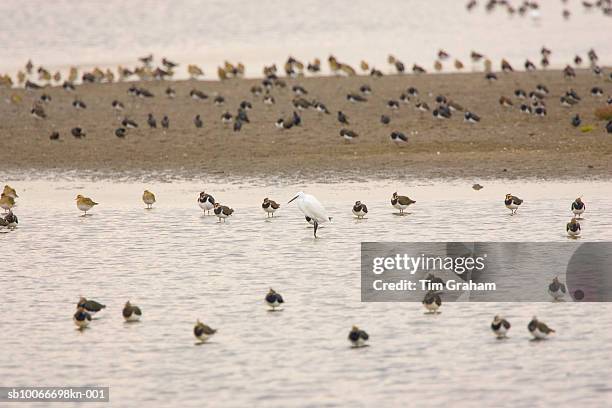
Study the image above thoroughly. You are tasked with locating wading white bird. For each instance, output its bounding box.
[288,192,332,238]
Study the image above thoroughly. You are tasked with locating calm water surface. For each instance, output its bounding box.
[0,0,610,77]
[2,179,612,407]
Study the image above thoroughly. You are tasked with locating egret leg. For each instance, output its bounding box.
[313,220,319,238]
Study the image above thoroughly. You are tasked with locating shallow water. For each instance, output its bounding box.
[0,0,610,77]
[2,179,612,407]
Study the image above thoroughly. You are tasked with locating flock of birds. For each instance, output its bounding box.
[4,43,611,146]
[2,181,585,344]
[465,0,612,18]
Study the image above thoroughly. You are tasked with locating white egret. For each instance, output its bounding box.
[288,191,332,237]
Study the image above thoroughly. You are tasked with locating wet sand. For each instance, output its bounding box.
[1,69,611,181]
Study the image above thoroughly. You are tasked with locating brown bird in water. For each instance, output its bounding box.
[213,203,234,222]
[391,192,415,214]
[194,320,217,343]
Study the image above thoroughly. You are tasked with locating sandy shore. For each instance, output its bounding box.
[1,69,611,181]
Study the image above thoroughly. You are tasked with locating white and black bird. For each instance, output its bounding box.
[528,317,555,340]
[262,197,280,217]
[213,203,234,222]
[571,114,582,127]
[337,111,349,125]
[571,197,585,218]
[288,192,332,238]
[504,194,523,215]
[464,111,480,123]
[380,115,391,125]
[347,93,367,103]
[387,100,400,110]
[263,94,275,105]
[194,320,217,343]
[390,131,408,145]
[71,127,86,138]
[391,192,415,214]
[77,297,105,316]
[491,315,511,338]
[352,201,368,218]
[73,307,92,329]
[213,95,225,106]
[198,192,215,214]
[348,326,369,347]
[72,99,87,109]
[340,128,358,142]
[265,288,284,311]
[360,84,372,95]
[112,100,124,111]
[190,89,208,100]
[166,87,176,98]
[422,291,442,314]
[566,217,581,237]
[115,127,126,138]
[221,112,233,124]
[161,115,169,129]
[122,118,138,129]
[548,277,567,301]
[122,301,142,322]
[3,210,18,228]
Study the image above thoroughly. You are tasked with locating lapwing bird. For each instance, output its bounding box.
[190,89,208,100]
[519,104,532,114]
[472,184,484,190]
[288,192,332,238]
[112,100,125,111]
[161,57,178,69]
[198,192,215,214]
[233,119,242,132]
[213,203,234,222]
[250,85,263,96]
[387,100,400,110]
[340,128,358,142]
[292,111,302,126]
[380,115,391,125]
[447,101,464,112]
[514,89,527,99]
[122,301,142,322]
[3,210,18,228]
[292,98,311,110]
[194,114,203,128]
[61,81,75,91]
[470,51,484,62]
[265,288,284,311]
[563,65,576,79]
[49,131,60,140]
[406,87,418,97]
[491,316,511,338]
[262,197,280,217]
[3,185,18,199]
[77,297,106,315]
[0,194,15,213]
[213,95,225,106]
[307,58,321,73]
[534,106,547,117]
[348,326,369,348]
[438,49,450,60]
[263,94,275,105]
[165,87,176,98]
[548,277,567,301]
[464,111,480,123]
[194,320,217,343]
[31,104,47,120]
[571,197,586,218]
[391,192,415,214]
[75,195,98,215]
[390,131,408,146]
[591,87,604,97]
[122,118,138,129]
[433,106,451,120]
[528,317,555,340]
[142,190,156,209]
[485,72,498,82]
[147,113,157,128]
[560,96,576,107]
[347,93,367,103]
[221,112,233,124]
[525,60,537,71]
[571,114,582,127]
[72,99,87,109]
[161,115,169,129]
[399,93,410,104]
[275,118,293,130]
[337,111,349,125]
[607,121,612,134]
[566,217,581,237]
[73,307,92,329]
[40,93,52,103]
[536,84,549,95]
[412,64,426,74]
[115,128,126,138]
[501,59,514,72]
[237,108,250,123]
[360,84,372,95]
[292,85,308,95]
[314,102,330,114]
[25,80,42,90]
[71,127,86,138]
[352,201,368,219]
[415,102,430,112]
[422,291,442,314]
[504,194,523,215]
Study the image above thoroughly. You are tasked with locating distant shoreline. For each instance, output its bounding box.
[1,69,611,181]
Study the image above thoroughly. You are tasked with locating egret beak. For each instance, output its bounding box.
[288,195,299,204]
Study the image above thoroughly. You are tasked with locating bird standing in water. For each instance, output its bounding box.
[288,192,332,238]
